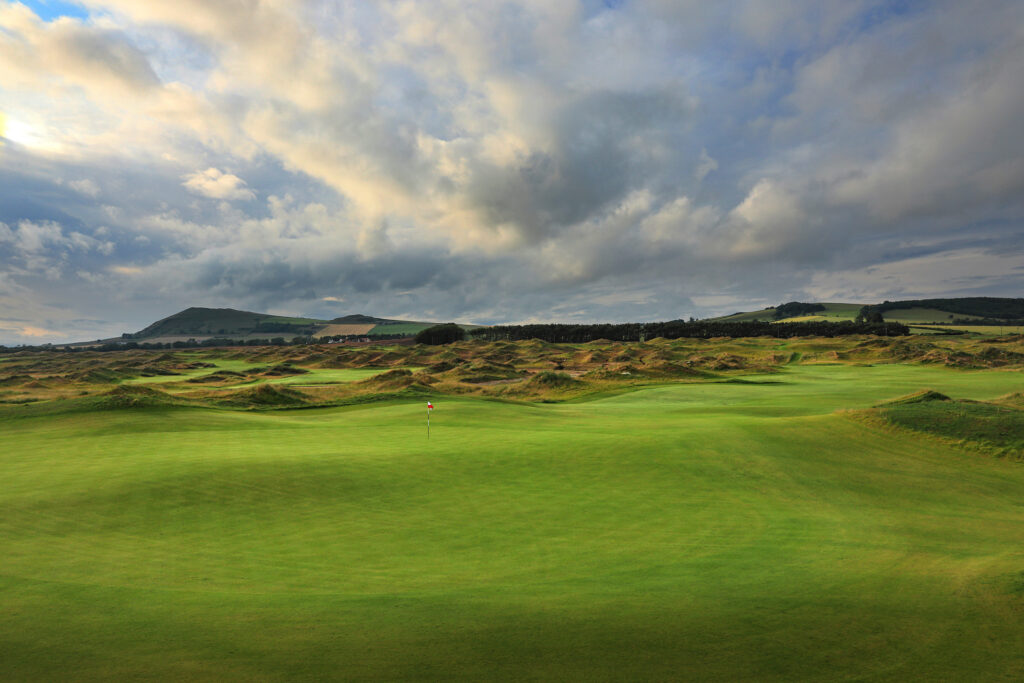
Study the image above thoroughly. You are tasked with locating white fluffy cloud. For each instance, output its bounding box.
[182,167,255,201]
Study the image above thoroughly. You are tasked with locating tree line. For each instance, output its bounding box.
[859,297,1024,321]
[1,333,414,353]
[469,319,909,343]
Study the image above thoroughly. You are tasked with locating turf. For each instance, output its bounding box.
[1,364,1023,680]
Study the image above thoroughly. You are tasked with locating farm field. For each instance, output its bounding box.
[716,302,862,323]
[2,345,1024,680]
[911,324,1024,336]
[712,301,1023,336]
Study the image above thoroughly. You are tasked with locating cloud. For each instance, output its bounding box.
[0,320,61,338]
[0,3,159,96]
[181,167,255,200]
[1,0,1023,343]
[69,178,100,196]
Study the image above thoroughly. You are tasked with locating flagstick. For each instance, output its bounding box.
[427,405,430,440]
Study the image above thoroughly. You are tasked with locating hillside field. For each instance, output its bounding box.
[715,302,862,323]
[1,339,1023,679]
[712,298,1024,334]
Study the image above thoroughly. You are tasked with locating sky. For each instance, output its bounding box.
[1,0,1022,344]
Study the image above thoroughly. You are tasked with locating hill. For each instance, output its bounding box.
[713,302,862,323]
[132,307,323,338]
[709,297,1024,332]
[860,297,1024,321]
[125,307,444,343]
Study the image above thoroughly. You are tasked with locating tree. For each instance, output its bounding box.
[415,323,465,345]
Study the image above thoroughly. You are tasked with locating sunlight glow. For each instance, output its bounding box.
[2,116,63,152]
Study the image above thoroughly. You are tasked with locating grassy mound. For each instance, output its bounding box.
[98,385,178,409]
[994,392,1024,408]
[357,368,434,391]
[186,370,247,383]
[257,363,310,377]
[220,383,310,408]
[134,366,181,377]
[876,389,951,407]
[444,361,522,383]
[71,368,127,383]
[525,371,581,389]
[878,396,1024,456]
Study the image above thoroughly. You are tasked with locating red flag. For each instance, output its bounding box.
[427,401,433,410]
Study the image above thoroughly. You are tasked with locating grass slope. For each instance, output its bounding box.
[134,307,324,337]
[715,302,863,323]
[128,307,453,342]
[714,298,1024,329]
[876,392,1024,456]
[1,364,1024,679]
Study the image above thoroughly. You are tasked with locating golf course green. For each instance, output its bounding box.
[1,363,1023,680]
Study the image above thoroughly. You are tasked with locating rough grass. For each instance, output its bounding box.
[879,397,1024,456]
[3,335,1024,409]
[875,388,951,406]
[218,383,311,408]
[880,307,983,323]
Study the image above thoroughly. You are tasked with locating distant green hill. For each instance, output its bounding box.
[331,314,403,325]
[132,307,326,338]
[713,303,862,323]
[708,297,1024,330]
[128,307,449,341]
[860,297,1024,321]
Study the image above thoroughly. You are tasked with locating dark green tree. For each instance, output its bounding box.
[415,323,465,345]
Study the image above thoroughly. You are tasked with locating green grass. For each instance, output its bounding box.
[879,307,978,323]
[262,367,400,385]
[1,364,1023,680]
[718,303,863,323]
[881,399,1024,453]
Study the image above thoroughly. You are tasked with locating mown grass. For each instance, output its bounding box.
[1,364,1023,680]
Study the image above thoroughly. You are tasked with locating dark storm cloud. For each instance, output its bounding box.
[464,88,695,242]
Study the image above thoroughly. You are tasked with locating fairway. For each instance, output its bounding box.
[2,364,1023,680]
